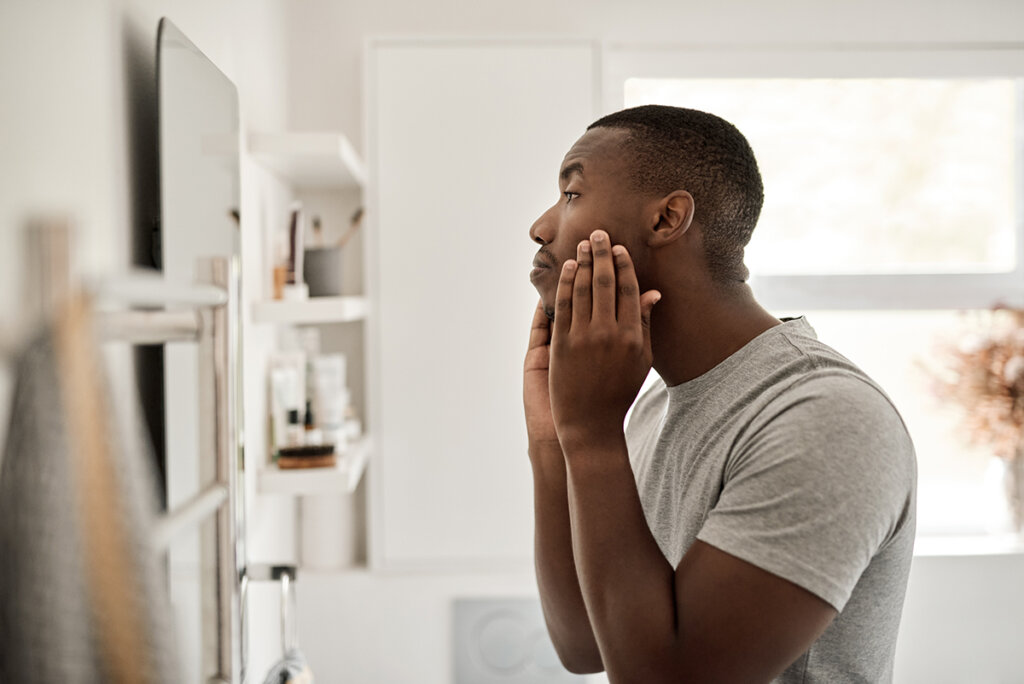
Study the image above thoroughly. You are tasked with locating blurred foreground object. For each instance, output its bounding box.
[0,292,179,683]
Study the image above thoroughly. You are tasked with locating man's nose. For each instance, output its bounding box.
[529,205,557,245]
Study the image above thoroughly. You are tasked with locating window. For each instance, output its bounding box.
[627,78,1018,276]
[610,46,1024,536]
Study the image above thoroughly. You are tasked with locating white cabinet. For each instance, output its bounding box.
[368,41,597,569]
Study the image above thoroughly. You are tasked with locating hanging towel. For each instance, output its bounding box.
[0,294,180,683]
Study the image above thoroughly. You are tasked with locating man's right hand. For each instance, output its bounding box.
[524,299,561,453]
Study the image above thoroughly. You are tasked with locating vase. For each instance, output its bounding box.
[983,455,1024,534]
[1002,449,1024,534]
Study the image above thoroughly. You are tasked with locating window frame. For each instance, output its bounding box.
[602,43,1024,310]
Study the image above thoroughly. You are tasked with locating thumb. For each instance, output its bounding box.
[639,290,661,350]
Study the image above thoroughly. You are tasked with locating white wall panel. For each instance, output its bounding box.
[370,42,596,568]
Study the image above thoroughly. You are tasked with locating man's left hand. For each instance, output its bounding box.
[548,229,661,450]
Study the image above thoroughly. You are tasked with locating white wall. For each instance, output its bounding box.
[370,42,596,570]
[284,0,1024,152]
[896,550,1024,683]
[0,2,121,436]
[278,2,1024,683]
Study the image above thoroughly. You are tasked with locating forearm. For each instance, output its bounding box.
[563,433,680,683]
[530,442,604,674]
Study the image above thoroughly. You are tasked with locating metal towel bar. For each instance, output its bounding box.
[102,260,239,684]
[97,309,202,345]
[110,259,240,684]
[6,220,243,683]
[152,483,229,550]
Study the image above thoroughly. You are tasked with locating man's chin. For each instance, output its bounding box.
[532,285,556,321]
[542,301,555,321]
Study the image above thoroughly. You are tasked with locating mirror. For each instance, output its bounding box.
[157,17,246,681]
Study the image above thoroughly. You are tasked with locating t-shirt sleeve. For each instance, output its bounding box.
[695,372,916,611]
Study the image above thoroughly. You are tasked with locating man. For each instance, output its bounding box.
[524,105,916,683]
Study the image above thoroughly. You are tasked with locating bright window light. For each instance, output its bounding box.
[625,78,1020,276]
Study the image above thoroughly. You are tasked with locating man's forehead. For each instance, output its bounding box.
[559,127,630,175]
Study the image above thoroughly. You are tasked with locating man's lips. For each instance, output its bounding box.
[531,253,556,283]
[533,250,556,270]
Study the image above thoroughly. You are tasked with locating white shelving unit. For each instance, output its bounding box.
[247,131,367,189]
[248,129,370,497]
[252,295,368,325]
[258,437,372,496]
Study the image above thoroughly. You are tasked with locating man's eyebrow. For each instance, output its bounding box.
[560,162,584,183]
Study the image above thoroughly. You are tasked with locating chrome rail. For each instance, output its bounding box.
[19,220,243,684]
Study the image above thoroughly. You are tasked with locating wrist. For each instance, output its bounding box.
[557,426,628,463]
[529,442,569,494]
[529,436,563,457]
[529,439,564,470]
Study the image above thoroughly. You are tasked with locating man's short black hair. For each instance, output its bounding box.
[588,105,764,283]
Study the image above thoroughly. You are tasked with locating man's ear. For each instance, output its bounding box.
[647,190,694,248]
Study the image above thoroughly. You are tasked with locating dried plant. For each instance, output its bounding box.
[928,307,1024,461]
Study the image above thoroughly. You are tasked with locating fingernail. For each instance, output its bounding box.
[592,232,605,243]
[564,260,577,271]
[612,245,626,257]
[579,241,591,254]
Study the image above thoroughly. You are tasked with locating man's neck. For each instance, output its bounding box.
[649,281,781,387]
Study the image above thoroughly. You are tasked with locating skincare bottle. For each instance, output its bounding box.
[286,409,304,447]
[304,399,323,446]
[282,202,309,300]
[343,404,362,443]
[269,351,305,457]
[271,235,288,300]
[311,354,347,451]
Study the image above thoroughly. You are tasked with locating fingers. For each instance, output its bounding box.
[528,299,551,351]
[553,258,577,340]
[554,231,656,345]
[639,289,662,352]
[572,239,593,325]
[611,241,660,352]
[590,231,616,322]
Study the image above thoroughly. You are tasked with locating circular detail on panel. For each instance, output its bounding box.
[526,629,564,674]
[472,611,530,674]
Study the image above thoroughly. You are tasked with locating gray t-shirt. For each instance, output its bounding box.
[625,317,917,682]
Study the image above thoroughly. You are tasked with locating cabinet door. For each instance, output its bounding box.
[369,42,597,568]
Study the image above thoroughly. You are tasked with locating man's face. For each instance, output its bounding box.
[529,127,651,318]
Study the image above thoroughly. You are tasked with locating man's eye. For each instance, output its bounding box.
[564,191,579,204]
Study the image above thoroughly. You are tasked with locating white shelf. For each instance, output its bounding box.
[247,131,367,189]
[251,296,368,325]
[258,436,371,496]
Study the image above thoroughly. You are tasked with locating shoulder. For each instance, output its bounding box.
[729,368,917,548]
[728,324,917,515]
[705,367,916,608]
[751,319,912,452]
[741,369,915,480]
